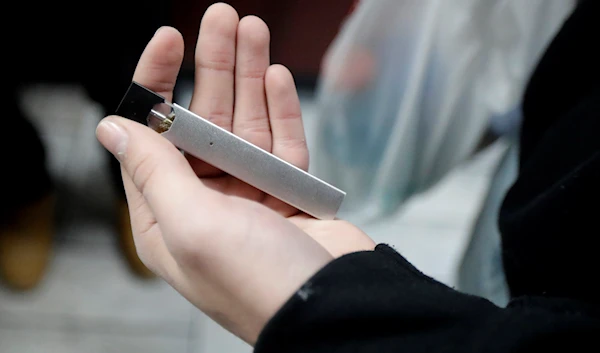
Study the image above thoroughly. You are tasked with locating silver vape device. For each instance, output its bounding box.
[116,81,345,220]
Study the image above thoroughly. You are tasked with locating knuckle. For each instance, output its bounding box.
[205,110,233,130]
[275,111,302,121]
[276,136,308,150]
[196,52,235,73]
[236,118,271,134]
[144,67,178,95]
[237,68,265,80]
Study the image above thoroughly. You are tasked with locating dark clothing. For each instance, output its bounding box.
[255,1,600,351]
[256,245,599,352]
[501,0,599,304]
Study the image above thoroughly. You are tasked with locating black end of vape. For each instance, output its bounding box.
[115,82,166,125]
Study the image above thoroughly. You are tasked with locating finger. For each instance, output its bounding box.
[187,3,239,176]
[262,65,308,215]
[132,26,184,101]
[113,26,185,279]
[265,65,308,169]
[96,116,227,244]
[232,16,272,151]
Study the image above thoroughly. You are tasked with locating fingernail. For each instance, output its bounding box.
[96,118,128,160]
[154,26,166,36]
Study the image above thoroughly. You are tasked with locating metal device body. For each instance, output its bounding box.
[116,82,345,220]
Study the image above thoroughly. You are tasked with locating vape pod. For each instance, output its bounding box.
[115,82,345,220]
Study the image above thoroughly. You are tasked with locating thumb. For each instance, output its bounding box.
[96,116,220,229]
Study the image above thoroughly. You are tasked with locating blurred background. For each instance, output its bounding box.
[0,0,574,352]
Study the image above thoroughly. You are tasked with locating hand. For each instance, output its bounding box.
[96,3,374,345]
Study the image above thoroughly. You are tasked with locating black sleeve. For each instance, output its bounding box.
[255,1,600,352]
[254,245,599,353]
[498,0,600,304]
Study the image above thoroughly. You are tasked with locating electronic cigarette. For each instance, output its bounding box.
[115,81,345,220]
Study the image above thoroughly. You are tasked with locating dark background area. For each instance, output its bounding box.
[172,0,355,87]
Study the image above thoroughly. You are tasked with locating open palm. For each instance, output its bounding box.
[130,3,373,257]
[98,3,374,344]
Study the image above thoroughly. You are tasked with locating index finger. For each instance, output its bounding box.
[132,26,185,102]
